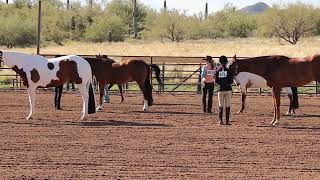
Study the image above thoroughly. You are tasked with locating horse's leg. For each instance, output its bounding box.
[283,87,293,115]
[286,94,293,115]
[97,82,106,111]
[78,83,89,120]
[26,86,36,120]
[137,82,148,111]
[118,84,124,102]
[237,85,247,114]
[271,88,281,125]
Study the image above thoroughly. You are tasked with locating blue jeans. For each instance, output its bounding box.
[104,84,110,102]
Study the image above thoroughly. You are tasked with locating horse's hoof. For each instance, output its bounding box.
[237,110,243,114]
[285,111,291,116]
[96,107,103,112]
[270,119,278,126]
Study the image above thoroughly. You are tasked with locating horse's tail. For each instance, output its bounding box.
[291,87,299,109]
[88,81,96,114]
[150,64,162,84]
[145,63,153,106]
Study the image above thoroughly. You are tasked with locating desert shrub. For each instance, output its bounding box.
[0,15,36,48]
[85,15,127,42]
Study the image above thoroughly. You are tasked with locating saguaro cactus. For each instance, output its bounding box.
[132,0,138,39]
[205,2,208,19]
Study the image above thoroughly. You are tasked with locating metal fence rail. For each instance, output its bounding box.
[0,54,319,95]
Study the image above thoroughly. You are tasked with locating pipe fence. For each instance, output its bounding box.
[0,54,318,95]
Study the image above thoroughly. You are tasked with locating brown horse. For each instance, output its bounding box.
[229,55,320,125]
[86,55,162,111]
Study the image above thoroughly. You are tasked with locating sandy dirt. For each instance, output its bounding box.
[0,90,319,179]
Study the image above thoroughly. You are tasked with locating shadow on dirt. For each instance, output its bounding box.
[256,124,320,130]
[293,114,320,118]
[130,111,203,115]
[77,120,173,127]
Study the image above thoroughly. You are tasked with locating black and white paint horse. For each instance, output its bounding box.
[0,50,96,120]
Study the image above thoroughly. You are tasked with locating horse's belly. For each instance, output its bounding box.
[235,72,268,88]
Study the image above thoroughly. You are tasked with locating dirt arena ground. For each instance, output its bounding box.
[0,90,319,179]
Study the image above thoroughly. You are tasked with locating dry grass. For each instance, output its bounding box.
[9,37,320,63]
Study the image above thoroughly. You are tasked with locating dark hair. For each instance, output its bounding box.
[219,55,228,65]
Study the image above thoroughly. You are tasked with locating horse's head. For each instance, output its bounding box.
[228,55,239,77]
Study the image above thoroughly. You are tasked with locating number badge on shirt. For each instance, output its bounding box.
[218,71,227,78]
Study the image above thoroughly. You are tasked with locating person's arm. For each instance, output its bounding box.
[201,67,205,79]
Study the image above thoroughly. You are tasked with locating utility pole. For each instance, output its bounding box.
[37,0,42,55]
[89,0,93,7]
[164,0,167,11]
[6,0,8,4]
[67,0,70,9]
[205,2,208,20]
[132,0,138,39]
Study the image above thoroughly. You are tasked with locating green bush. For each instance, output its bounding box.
[85,15,127,42]
[0,15,36,48]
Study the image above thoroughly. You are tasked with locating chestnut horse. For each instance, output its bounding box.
[0,50,95,120]
[89,55,162,111]
[229,55,317,125]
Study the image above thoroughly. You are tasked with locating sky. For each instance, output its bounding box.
[139,0,320,14]
[96,0,318,15]
[3,0,320,14]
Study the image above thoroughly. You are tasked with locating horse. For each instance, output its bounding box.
[229,55,320,125]
[54,55,162,111]
[88,55,162,111]
[0,50,96,120]
[233,71,299,115]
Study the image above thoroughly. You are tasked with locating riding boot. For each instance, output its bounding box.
[226,107,231,125]
[219,107,223,125]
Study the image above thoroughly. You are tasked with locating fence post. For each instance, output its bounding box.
[197,63,202,94]
[259,88,262,95]
[316,81,318,95]
[150,57,153,86]
[162,62,165,92]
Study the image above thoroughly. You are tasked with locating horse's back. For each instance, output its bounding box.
[235,72,268,89]
[47,55,92,85]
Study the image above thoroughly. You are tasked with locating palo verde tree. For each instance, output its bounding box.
[258,3,317,44]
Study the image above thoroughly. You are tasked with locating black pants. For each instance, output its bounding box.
[202,82,214,113]
[55,85,63,109]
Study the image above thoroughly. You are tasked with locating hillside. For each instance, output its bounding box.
[239,2,271,14]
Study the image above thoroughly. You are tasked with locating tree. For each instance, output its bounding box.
[105,0,147,37]
[85,15,127,42]
[258,3,317,44]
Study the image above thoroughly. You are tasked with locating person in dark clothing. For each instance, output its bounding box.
[201,56,216,113]
[215,55,233,125]
[55,85,63,110]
